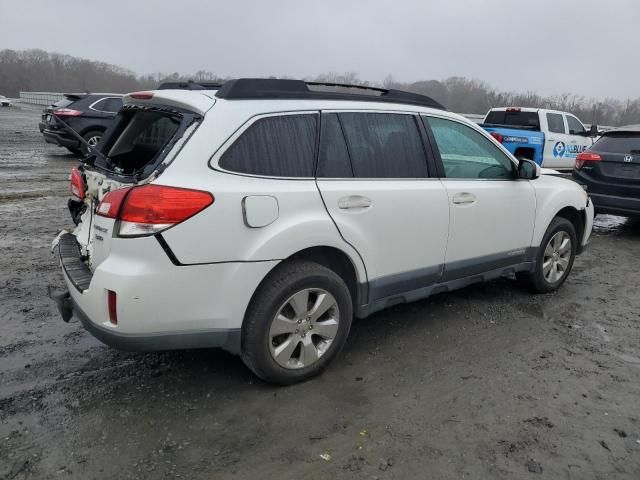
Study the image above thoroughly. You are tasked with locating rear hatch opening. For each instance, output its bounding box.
[64,103,202,268]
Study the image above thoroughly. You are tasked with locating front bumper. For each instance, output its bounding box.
[55,233,278,355]
[42,128,79,148]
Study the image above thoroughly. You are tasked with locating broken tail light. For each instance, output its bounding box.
[96,185,214,237]
[70,167,86,200]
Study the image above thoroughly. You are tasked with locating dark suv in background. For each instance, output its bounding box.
[573,125,640,217]
[40,93,123,155]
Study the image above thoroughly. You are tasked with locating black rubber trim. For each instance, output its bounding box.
[58,233,92,292]
[71,299,241,354]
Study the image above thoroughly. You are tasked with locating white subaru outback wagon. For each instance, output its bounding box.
[53,79,594,384]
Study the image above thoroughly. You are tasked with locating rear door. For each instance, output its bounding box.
[315,111,449,303]
[585,131,640,196]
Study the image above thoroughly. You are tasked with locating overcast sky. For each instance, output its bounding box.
[1,0,637,99]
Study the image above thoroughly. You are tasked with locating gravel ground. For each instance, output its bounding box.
[1,105,640,480]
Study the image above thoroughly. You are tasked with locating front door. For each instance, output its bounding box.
[424,115,536,280]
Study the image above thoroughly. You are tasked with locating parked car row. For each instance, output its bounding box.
[51,79,595,384]
[39,93,123,155]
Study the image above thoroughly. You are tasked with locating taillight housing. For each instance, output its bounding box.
[53,108,82,117]
[70,167,86,200]
[96,185,214,237]
[575,152,601,170]
[490,132,504,143]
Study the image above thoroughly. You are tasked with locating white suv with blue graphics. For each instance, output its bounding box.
[53,79,594,384]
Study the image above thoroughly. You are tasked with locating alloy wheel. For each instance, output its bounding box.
[268,288,339,369]
[542,231,572,283]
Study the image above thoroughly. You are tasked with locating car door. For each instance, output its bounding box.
[423,115,536,280]
[565,114,593,162]
[542,112,573,169]
[315,112,449,303]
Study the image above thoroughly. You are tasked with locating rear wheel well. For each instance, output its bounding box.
[289,247,360,307]
[555,207,584,245]
[514,147,535,160]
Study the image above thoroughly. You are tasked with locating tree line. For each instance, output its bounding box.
[1,49,638,126]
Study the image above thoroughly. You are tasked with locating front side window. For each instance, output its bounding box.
[546,113,566,134]
[337,112,428,178]
[426,116,514,179]
[219,114,318,177]
[566,115,586,135]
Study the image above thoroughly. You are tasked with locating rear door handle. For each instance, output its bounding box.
[338,195,372,210]
[452,192,477,205]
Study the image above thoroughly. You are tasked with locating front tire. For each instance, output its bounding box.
[519,217,577,293]
[241,260,353,385]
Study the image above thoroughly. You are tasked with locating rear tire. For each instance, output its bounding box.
[80,130,103,157]
[518,217,577,293]
[241,260,353,385]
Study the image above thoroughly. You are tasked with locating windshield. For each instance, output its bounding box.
[484,111,540,130]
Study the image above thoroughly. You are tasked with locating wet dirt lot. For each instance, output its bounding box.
[1,105,639,480]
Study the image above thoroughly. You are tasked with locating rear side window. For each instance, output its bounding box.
[546,113,566,134]
[91,97,121,113]
[338,113,428,178]
[485,110,540,130]
[593,132,640,154]
[220,114,317,177]
[317,114,353,177]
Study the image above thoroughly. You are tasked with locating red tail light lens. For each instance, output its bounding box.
[107,290,118,325]
[129,92,154,100]
[96,184,214,237]
[96,187,133,219]
[53,108,82,117]
[575,152,602,170]
[490,132,504,143]
[70,167,85,200]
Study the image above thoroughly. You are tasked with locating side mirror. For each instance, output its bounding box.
[589,124,599,137]
[517,158,540,180]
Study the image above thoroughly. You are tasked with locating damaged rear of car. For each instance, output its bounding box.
[51,89,232,350]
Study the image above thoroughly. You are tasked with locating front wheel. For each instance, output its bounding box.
[241,260,353,385]
[518,217,577,293]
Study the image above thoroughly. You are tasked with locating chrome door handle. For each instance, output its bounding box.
[338,195,372,210]
[452,192,477,205]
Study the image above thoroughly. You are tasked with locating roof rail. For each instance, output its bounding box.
[157,80,223,91]
[214,78,446,110]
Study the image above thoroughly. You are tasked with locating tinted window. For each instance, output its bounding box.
[317,114,353,177]
[485,110,540,130]
[593,132,640,154]
[427,116,514,179]
[546,113,565,134]
[101,97,122,113]
[566,115,585,135]
[338,113,427,178]
[220,114,317,177]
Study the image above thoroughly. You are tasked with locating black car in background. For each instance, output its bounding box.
[40,93,123,155]
[573,125,640,217]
